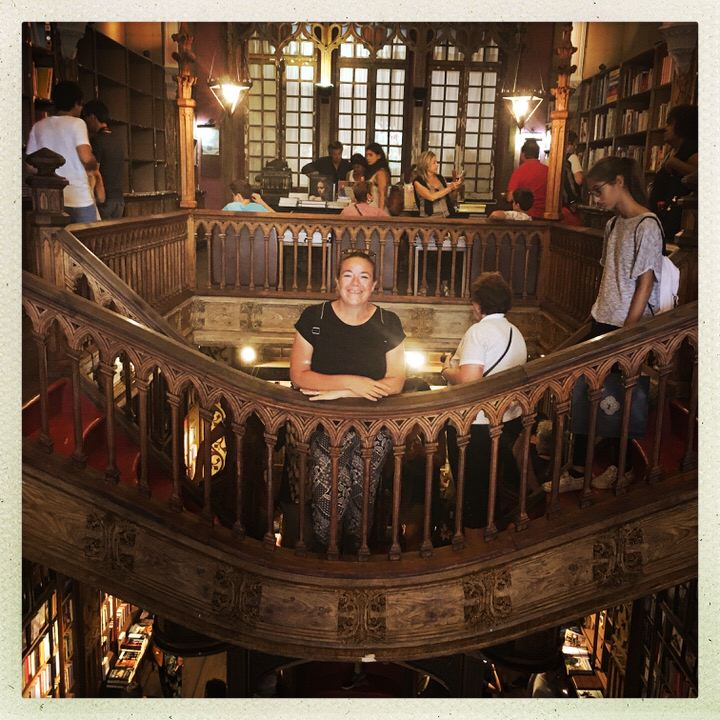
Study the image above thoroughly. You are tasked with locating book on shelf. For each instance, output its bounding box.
[565,654,594,674]
[656,102,670,128]
[33,66,53,101]
[660,55,673,85]
[606,67,620,103]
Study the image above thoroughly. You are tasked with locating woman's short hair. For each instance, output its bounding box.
[471,272,512,315]
[229,179,251,197]
[666,104,698,143]
[337,249,376,278]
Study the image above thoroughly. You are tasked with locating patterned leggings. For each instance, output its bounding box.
[309,428,392,547]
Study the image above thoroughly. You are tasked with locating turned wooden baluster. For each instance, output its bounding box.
[327,444,341,560]
[462,235,474,298]
[452,432,469,551]
[166,392,183,511]
[199,407,213,522]
[484,423,502,541]
[121,353,133,419]
[377,232,386,296]
[420,440,438,557]
[419,233,430,296]
[515,412,535,531]
[32,332,53,453]
[392,232,400,295]
[249,229,258,290]
[449,236,458,296]
[67,349,86,467]
[232,421,246,539]
[136,377,151,498]
[321,233,329,293]
[98,360,120,483]
[648,364,673,484]
[681,346,698,472]
[434,235,443,296]
[239,229,246,291]
[479,231,488,274]
[494,232,502,271]
[358,441,373,561]
[218,227,227,290]
[295,440,309,556]
[547,400,570,517]
[277,232,285,291]
[292,233,299,291]
[509,235,518,294]
[615,373,638,496]
[206,226,214,290]
[306,232,314,292]
[581,386,603,508]
[406,232,415,296]
[264,431,278,549]
[522,235,532,300]
[388,443,405,560]
[263,228,271,290]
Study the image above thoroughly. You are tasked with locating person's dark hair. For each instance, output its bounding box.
[51,81,83,113]
[586,156,647,206]
[82,99,109,124]
[337,249,376,278]
[328,140,343,153]
[513,187,534,212]
[229,179,251,197]
[471,272,513,315]
[352,180,372,203]
[365,142,386,161]
[403,377,431,393]
[666,104,698,143]
[567,130,578,145]
[204,678,227,697]
[350,153,367,168]
[521,139,540,160]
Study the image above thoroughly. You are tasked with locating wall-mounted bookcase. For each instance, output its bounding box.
[75,27,168,195]
[572,42,675,182]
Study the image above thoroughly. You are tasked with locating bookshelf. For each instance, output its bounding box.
[571,42,677,185]
[75,27,169,195]
[21,563,77,698]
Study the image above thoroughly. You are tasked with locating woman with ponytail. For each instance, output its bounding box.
[364,142,391,211]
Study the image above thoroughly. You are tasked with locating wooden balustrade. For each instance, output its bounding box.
[23,271,698,564]
[195,210,545,303]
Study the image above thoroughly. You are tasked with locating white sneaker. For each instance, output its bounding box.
[542,470,585,494]
[591,465,618,489]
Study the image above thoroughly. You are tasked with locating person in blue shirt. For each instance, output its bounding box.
[222,179,274,212]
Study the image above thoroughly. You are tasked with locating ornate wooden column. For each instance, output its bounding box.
[660,23,698,106]
[24,148,70,283]
[543,23,576,221]
[172,23,198,209]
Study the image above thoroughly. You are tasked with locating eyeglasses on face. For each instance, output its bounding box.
[588,182,609,198]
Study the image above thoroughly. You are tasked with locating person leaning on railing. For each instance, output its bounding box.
[289,249,406,553]
[412,150,464,218]
[441,272,528,533]
[222,179,275,213]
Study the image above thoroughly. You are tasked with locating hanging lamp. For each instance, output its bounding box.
[208,44,252,115]
[502,33,543,129]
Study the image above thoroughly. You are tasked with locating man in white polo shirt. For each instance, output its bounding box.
[26,81,99,223]
[442,272,528,531]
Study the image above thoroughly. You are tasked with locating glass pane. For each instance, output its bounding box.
[300,142,313,157]
[377,68,390,83]
[466,118,479,134]
[441,162,453,176]
[479,134,493,149]
[301,128,313,143]
[376,84,389,99]
[339,129,352,144]
[392,69,404,84]
[301,41,314,56]
[263,111,275,126]
[376,99,389,115]
[375,115,388,130]
[469,71,482,86]
[482,87,496,102]
[484,71,497,86]
[464,148,477,163]
[389,100,402,116]
[263,64,275,79]
[447,70,460,85]
[301,97,313,112]
[286,128,298,142]
[266,96,277,111]
[467,103,480,119]
[250,141,261,155]
[445,86,459,102]
[266,128,276,141]
[430,101,444,116]
[249,96,261,110]
[356,68,368,83]
[249,110,262,124]
[287,97,299,112]
[388,146,401,161]
[480,119,494,134]
[353,130,365,144]
[286,65,299,80]
[429,117,442,132]
[340,99,352,114]
[286,81,299,96]
[249,127,261,141]
[339,67,353,83]
[353,99,367,114]
[465,133,478,148]
[481,102,494,118]
[300,113,313,127]
[264,141,276,155]
[445,102,458,117]
[339,114,351,128]
[300,65,313,81]
[428,132,442,147]
[300,82,314,96]
[444,117,457,133]
[467,85,481,103]
[340,43,353,58]
[339,83,352,97]
[391,85,404,100]
[479,149,492,164]
[355,84,368,99]
[375,131,388,144]
[389,116,402,131]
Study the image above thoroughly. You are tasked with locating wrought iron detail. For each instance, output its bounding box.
[82,512,137,572]
[337,590,387,642]
[462,568,512,627]
[592,524,646,587]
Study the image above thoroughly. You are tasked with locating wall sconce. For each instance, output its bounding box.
[208,45,252,115]
[315,83,334,104]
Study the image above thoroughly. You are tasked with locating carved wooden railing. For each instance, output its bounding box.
[69,212,195,311]
[23,270,698,564]
[193,210,545,302]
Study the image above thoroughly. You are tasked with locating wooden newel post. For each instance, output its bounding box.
[544,22,577,221]
[25,148,70,282]
[172,22,198,209]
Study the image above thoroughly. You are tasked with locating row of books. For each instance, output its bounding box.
[615,144,646,167]
[105,618,153,689]
[620,108,649,135]
[605,67,620,103]
[623,68,652,97]
[587,145,611,167]
[592,108,616,141]
[648,144,670,172]
[25,662,54,698]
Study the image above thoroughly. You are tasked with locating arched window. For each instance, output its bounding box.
[426,32,500,199]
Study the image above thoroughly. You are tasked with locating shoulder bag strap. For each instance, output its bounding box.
[483,329,513,377]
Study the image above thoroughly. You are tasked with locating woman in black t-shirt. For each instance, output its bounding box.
[289,250,406,553]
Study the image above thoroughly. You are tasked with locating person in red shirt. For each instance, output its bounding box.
[506,139,548,219]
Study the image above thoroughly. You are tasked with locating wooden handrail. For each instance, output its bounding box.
[23,269,698,562]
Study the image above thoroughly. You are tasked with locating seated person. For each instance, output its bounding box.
[346,153,368,183]
[340,181,390,217]
[222,179,274,212]
[301,140,352,188]
[488,188,534,221]
[441,272,528,532]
